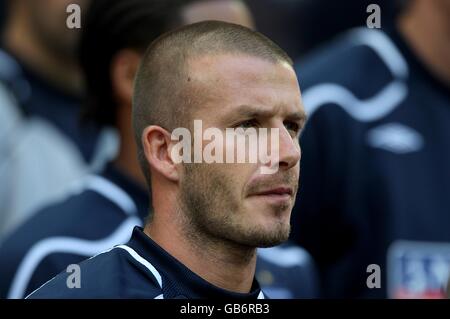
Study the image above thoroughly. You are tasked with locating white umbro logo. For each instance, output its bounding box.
[367,123,424,154]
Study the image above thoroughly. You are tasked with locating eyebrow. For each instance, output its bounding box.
[232,104,307,124]
[286,111,308,125]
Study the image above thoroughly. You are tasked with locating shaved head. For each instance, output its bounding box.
[132,20,293,185]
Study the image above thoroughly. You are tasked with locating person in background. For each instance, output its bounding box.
[1,0,100,159]
[0,0,110,238]
[0,0,317,299]
[244,0,395,61]
[291,0,450,298]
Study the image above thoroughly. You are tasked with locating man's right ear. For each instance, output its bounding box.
[142,126,180,182]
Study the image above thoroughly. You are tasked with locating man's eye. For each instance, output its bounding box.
[236,119,259,129]
[284,121,300,135]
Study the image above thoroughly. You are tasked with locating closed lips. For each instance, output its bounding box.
[252,187,293,196]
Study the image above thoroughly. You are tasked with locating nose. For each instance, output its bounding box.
[277,127,301,171]
[259,124,301,175]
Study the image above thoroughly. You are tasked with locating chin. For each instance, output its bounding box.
[242,220,291,248]
[255,231,290,248]
[248,199,292,219]
[262,206,292,227]
[234,203,292,247]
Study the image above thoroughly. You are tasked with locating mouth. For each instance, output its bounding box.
[253,187,293,196]
[249,186,294,203]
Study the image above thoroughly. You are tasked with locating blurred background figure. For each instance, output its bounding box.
[290,0,450,298]
[3,0,87,99]
[245,0,395,61]
[0,0,317,299]
[0,0,109,239]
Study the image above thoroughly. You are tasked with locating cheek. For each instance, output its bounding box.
[236,163,263,197]
[214,163,255,199]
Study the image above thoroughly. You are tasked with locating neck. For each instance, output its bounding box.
[398,1,450,86]
[3,13,83,95]
[145,202,257,293]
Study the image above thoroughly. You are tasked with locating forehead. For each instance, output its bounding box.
[187,54,302,118]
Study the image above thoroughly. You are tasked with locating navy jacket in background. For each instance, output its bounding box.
[291,26,450,298]
[0,48,100,162]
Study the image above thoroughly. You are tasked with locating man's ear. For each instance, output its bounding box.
[111,49,142,107]
[142,126,180,182]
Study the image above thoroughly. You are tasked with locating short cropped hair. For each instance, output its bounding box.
[132,20,293,186]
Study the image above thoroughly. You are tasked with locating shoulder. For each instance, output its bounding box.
[0,182,141,299]
[297,28,407,90]
[0,184,133,253]
[296,28,408,123]
[27,245,162,299]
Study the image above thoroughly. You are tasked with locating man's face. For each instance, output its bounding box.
[178,54,305,248]
[26,0,90,59]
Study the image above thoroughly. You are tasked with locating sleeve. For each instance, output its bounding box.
[0,245,72,299]
[0,217,85,299]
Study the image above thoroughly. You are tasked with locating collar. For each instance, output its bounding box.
[127,227,265,299]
